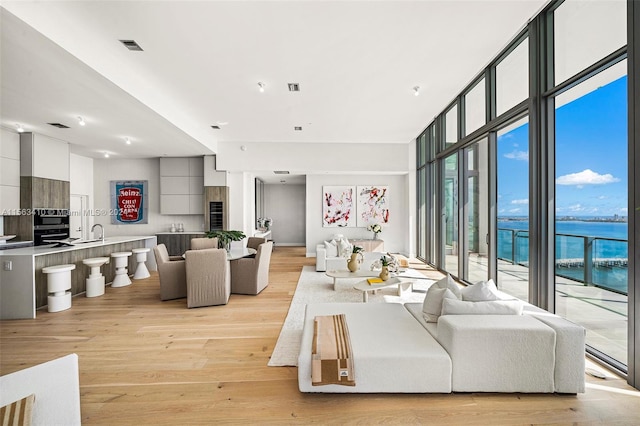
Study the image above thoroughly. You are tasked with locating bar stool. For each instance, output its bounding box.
[82,257,110,297]
[111,252,132,287]
[42,264,75,312]
[132,248,151,279]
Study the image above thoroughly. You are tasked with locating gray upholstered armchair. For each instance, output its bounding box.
[230,241,273,295]
[184,248,230,308]
[191,237,218,250]
[153,243,187,301]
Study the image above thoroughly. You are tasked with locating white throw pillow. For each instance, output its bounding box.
[323,240,338,257]
[461,279,500,302]
[422,287,457,323]
[441,298,524,316]
[433,274,462,300]
[338,238,352,257]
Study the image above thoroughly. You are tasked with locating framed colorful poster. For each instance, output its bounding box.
[322,186,355,227]
[357,185,389,227]
[110,180,148,224]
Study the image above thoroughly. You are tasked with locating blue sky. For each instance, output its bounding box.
[497,75,628,217]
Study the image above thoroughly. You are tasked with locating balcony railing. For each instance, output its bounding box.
[498,228,628,295]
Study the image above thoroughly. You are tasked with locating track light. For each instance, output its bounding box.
[15,124,24,133]
[413,86,420,96]
[78,116,85,126]
[104,152,110,158]
[258,82,265,93]
[125,137,131,145]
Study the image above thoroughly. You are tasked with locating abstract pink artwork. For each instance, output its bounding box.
[322,186,355,227]
[357,185,389,227]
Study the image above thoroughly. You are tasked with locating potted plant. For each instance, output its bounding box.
[206,230,246,252]
[347,245,364,272]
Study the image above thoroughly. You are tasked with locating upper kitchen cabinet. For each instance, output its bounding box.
[160,157,204,215]
[19,133,70,209]
[0,128,20,213]
[20,133,69,181]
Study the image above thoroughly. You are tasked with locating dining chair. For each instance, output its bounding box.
[246,237,267,251]
[153,243,187,301]
[230,241,273,295]
[190,237,219,250]
[184,248,230,308]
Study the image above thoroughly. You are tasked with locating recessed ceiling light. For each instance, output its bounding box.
[104,153,110,158]
[119,39,143,51]
[15,123,24,133]
[216,121,229,126]
[288,83,300,92]
[125,137,131,145]
[257,82,265,93]
[413,86,420,96]
[78,116,85,126]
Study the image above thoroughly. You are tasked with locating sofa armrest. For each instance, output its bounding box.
[527,313,586,393]
[316,244,327,271]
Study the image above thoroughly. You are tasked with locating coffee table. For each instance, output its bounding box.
[325,269,380,291]
[353,277,414,302]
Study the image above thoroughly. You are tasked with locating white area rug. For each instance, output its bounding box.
[268,266,433,366]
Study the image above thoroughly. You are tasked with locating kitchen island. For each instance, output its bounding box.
[0,236,157,319]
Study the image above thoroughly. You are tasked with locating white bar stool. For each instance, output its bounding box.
[42,264,75,312]
[111,252,132,287]
[83,257,110,297]
[132,248,151,279]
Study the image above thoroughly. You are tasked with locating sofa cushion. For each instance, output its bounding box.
[441,298,524,316]
[422,286,457,323]
[461,279,500,301]
[323,240,338,257]
[338,238,352,257]
[433,274,462,299]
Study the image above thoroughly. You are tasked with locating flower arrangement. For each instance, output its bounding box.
[257,217,273,231]
[370,253,398,272]
[367,223,382,234]
[352,245,364,254]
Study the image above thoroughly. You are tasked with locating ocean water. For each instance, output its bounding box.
[497,219,629,293]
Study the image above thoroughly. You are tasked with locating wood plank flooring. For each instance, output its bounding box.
[1,246,639,425]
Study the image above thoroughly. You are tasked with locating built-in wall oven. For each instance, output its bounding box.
[33,208,70,245]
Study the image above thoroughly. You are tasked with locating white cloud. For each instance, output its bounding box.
[620,207,628,213]
[556,169,620,186]
[509,208,521,213]
[504,150,529,161]
[511,198,529,205]
[568,204,585,212]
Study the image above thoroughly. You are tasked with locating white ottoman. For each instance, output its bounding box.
[111,252,132,287]
[82,257,110,297]
[132,248,151,279]
[42,264,76,312]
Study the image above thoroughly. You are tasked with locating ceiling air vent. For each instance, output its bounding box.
[274,171,290,175]
[47,123,70,129]
[211,125,221,130]
[294,126,302,131]
[119,40,144,51]
[287,83,300,92]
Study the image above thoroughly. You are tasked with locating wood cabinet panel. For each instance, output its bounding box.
[204,186,228,231]
[157,233,205,256]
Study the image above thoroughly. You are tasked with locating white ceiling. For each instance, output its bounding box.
[0,0,548,161]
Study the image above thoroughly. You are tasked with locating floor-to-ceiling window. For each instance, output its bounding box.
[464,137,489,283]
[552,0,628,369]
[496,117,530,302]
[416,0,636,383]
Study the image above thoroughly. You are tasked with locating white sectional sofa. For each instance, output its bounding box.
[298,282,585,394]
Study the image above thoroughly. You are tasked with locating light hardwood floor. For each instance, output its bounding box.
[1,246,639,425]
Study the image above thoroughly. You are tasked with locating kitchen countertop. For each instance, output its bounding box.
[0,235,155,256]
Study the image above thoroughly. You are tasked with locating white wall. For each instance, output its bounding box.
[0,128,20,218]
[93,158,205,236]
[264,183,305,245]
[305,173,410,256]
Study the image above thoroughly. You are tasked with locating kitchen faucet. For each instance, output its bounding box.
[91,223,105,243]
